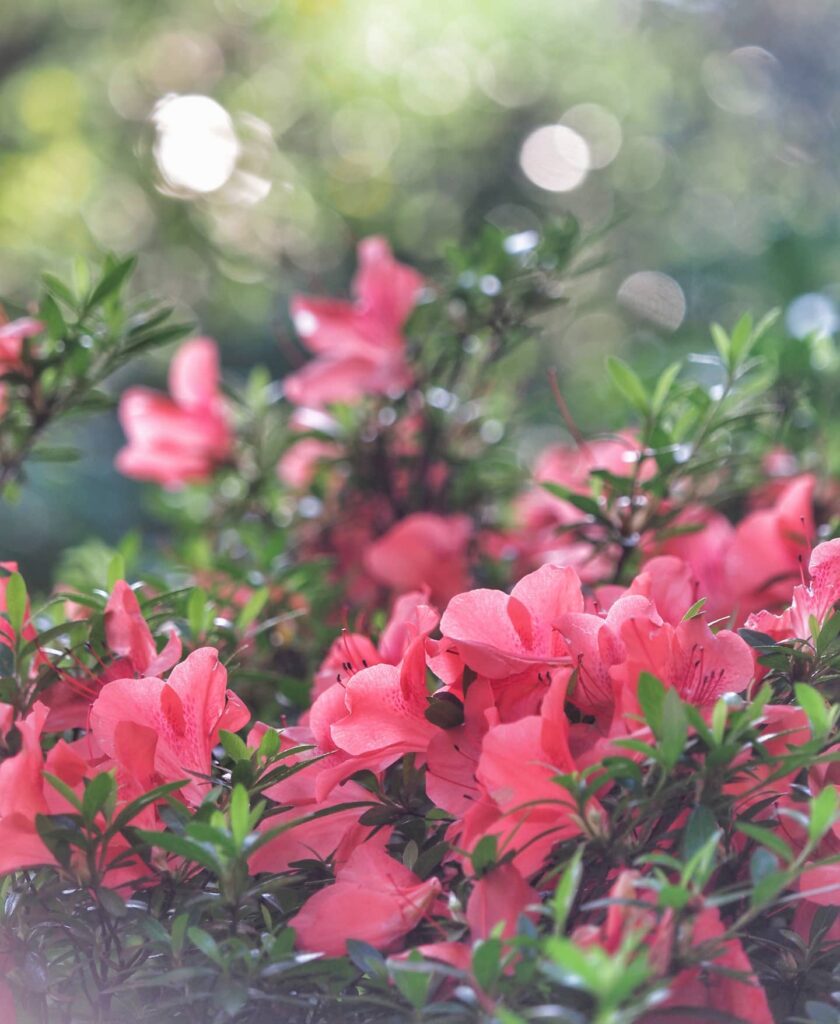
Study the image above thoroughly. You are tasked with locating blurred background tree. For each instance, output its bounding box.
[2,0,840,582]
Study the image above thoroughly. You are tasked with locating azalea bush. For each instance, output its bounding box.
[0,225,839,1024]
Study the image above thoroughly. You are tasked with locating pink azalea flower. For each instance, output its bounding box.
[653,906,774,1024]
[284,237,423,408]
[89,647,249,806]
[613,610,754,715]
[0,703,55,875]
[439,563,583,678]
[246,724,371,875]
[745,537,840,643]
[44,580,182,731]
[466,862,538,940]
[363,513,473,605]
[290,835,441,956]
[311,589,438,702]
[116,338,231,488]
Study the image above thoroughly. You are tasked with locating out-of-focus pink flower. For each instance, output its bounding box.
[116,338,231,488]
[284,237,423,408]
[277,438,342,489]
[0,318,42,375]
[725,474,815,617]
[510,434,651,581]
[290,835,441,955]
[363,513,473,606]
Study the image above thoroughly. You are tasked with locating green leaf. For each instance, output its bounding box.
[606,355,649,415]
[43,771,83,812]
[660,688,688,769]
[257,728,280,760]
[681,598,707,622]
[187,588,209,639]
[41,272,77,308]
[425,692,465,729]
[170,913,189,957]
[97,886,127,918]
[390,953,433,1008]
[229,784,250,848]
[187,926,222,965]
[82,772,116,825]
[107,555,126,591]
[471,835,498,876]
[5,573,27,638]
[637,672,665,735]
[796,683,830,738]
[134,829,221,873]
[651,361,682,416]
[750,847,779,885]
[710,323,730,365]
[738,628,777,649]
[346,940,387,978]
[39,293,66,337]
[472,938,503,992]
[87,256,137,309]
[219,729,249,762]
[682,806,717,861]
[28,445,81,463]
[235,586,270,632]
[735,822,793,863]
[552,847,583,936]
[809,786,838,846]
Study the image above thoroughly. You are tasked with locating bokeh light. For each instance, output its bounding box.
[153,94,240,195]
[519,124,591,192]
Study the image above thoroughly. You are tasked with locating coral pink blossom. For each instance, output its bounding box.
[290,836,441,956]
[284,237,423,408]
[44,581,182,730]
[363,513,473,605]
[329,636,438,761]
[0,703,55,875]
[613,611,754,715]
[104,580,182,676]
[116,338,231,487]
[466,863,537,940]
[745,537,840,643]
[458,678,583,875]
[426,678,499,817]
[652,907,774,1024]
[440,563,582,678]
[311,590,438,702]
[246,725,371,875]
[89,648,249,806]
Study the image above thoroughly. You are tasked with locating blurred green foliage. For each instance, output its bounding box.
[2,0,840,580]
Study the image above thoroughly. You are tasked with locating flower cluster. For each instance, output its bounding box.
[1,234,839,1023]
